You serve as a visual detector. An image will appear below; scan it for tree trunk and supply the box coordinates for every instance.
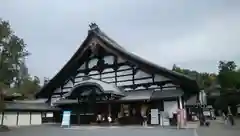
[0,86,5,112]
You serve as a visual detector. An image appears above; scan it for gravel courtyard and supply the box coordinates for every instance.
[197,119,240,136]
[1,119,240,136]
[0,125,195,136]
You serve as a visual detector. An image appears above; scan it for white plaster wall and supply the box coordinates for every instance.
[88,58,98,68]
[1,112,43,126]
[18,112,30,126]
[0,113,2,125]
[64,80,74,88]
[117,57,126,63]
[89,71,100,80]
[154,75,170,82]
[3,112,17,126]
[54,88,62,93]
[118,65,131,70]
[135,78,153,84]
[117,81,133,86]
[102,77,115,83]
[76,72,84,78]
[117,69,132,76]
[164,101,178,118]
[75,77,83,83]
[102,69,115,77]
[103,56,114,65]
[31,113,42,125]
[62,88,71,93]
[118,75,132,81]
[78,62,86,70]
[135,70,151,79]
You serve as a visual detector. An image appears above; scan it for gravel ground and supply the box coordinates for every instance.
[0,125,195,136]
[1,119,239,136]
[196,119,240,136]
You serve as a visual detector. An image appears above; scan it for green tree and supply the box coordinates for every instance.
[216,61,240,112]
[217,61,240,90]
[172,64,216,89]
[19,76,41,99]
[218,61,237,73]
[0,19,30,112]
[0,19,29,87]
[0,82,7,111]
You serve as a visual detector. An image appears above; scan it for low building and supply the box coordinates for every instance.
[0,99,59,126]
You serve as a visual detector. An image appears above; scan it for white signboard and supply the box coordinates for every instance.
[237,107,240,114]
[162,112,170,126]
[61,111,71,127]
[203,111,211,116]
[150,109,159,125]
[163,117,170,126]
[46,112,53,117]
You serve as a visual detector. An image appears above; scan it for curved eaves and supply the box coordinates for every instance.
[65,79,125,97]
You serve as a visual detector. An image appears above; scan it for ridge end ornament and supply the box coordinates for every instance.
[89,23,98,30]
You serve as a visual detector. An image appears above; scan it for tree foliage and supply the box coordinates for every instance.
[173,61,240,91]
[173,61,240,109]
[217,61,240,90]
[0,19,40,111]
[216,61,240,109]
[172,64,217,90]
[0,19,30,87]
[0,82,7,111]
[18,76,41,99]
[218,61,237,73]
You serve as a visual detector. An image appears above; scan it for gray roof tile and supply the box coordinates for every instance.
[185,95,198,106]
[4,101,60,111]
[120,90,154,101]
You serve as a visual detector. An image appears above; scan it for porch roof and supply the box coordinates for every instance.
[151,89,184,100]
[119,90,154,102]
[185,95,198,106]
[65,79,125,98]
[53,88,184,105]
[4,101,60,111]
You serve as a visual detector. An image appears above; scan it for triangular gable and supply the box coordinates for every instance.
[36,23,199,98]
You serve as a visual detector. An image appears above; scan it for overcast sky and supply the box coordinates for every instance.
[1,0,240,81]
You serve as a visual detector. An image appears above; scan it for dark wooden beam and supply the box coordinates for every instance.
[114,56,118,85]
[152,74,155,83]
[132,67,135,87]
[60,85,63,98]
[75,67,133,78]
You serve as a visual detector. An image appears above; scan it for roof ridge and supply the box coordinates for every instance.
[89,23,127,51]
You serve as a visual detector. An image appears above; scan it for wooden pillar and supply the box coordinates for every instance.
[179,96,183,109]
[108,103,111,116]
[1,112,4,125]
